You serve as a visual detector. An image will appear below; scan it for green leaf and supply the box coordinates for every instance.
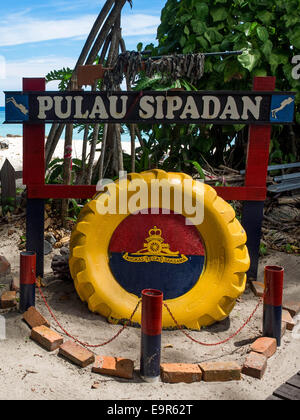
[48,157,63,168]
[179,14,192,24]
[184,25,190,36]
[191,20,207,35]
[290,29,300,49]
[196,36,209,50]
[284,0,299,14]
[204,60,213,72]
[258,11,274,25]
[238,49,260,72]
[269,52,289,73]
[137,42,143,52]
[235,22,251,35]
[183,43,196,54]
[210,7,228,22]
[204,28,222,45]
[185,160,205,179]
[262,39,273,59]
[283,15,299,28]
[214,61,226,73]
[256,26,269,42]
[179,35,186,47]
[234,124,246,132]
[195,3,209,20]
[252,68,268,77]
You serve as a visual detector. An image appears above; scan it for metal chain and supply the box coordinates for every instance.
[163,295,264,347]
[36,279,265,348]
[36,281,141,349]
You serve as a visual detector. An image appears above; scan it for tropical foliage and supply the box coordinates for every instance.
[134,0,300,172]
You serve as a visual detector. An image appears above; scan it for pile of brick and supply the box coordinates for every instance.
[26,305,243,383]
[23,301,300,384]
[241,300,299,380]
[161,361,241,383]
[23,306,135,379]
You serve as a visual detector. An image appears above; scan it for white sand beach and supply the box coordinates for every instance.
[0,136,136,173]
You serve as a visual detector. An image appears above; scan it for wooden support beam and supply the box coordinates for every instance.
[23,78,46,278]
[242,76,276,280]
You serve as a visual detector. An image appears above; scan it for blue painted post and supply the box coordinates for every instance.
[263,265,284,346]
[19,251,36,313]
[140,289,163,382]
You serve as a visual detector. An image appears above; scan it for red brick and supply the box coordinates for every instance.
[282,309,296,331]
[250,281,265,298]
[92,355,134,379]
[282,301,300,317]
[59,340,95,368]
[30,325,63,351]
[250,337,277,358]
[160,363,202,383]
[0,256,11,276]
[23,306,50,329]
[242,352,267,379]
[199,361,241,382]
[1,291,17,309]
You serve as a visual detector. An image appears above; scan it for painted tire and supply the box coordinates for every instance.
[69,170,250,330]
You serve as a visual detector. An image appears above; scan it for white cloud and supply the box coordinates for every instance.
[0,8,161,105]
[0,15,95,47]
[5,56,76,78]
[0,56,76,105]
[0,13,160,47]
[122,14,160,36]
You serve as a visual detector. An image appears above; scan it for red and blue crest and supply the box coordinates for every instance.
[109,211,205,299]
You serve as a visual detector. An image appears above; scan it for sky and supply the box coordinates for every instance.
[0,0,166,106]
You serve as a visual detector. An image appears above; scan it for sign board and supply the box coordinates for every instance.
[4,90,295,125]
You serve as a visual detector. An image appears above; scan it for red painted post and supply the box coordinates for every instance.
[140,289,163,382]
[23,78,45,184]
[263,265,284,346]
[241,76,276,279]
[23,78,46,278]
[19,251,36,313]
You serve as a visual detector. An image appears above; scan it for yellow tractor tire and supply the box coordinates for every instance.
[69,169,250,330]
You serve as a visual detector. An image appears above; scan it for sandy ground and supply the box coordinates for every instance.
[0,227,299,401]
[0,136,135,173]
[0,137,299,401]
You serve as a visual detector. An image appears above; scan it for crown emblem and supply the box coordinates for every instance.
[122,226,188,264]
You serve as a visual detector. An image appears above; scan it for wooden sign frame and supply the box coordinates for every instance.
[5,90,295,125]
[10,76,284,279]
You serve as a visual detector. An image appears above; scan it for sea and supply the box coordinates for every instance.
[0,106,83,139]
[0,106,133,145]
